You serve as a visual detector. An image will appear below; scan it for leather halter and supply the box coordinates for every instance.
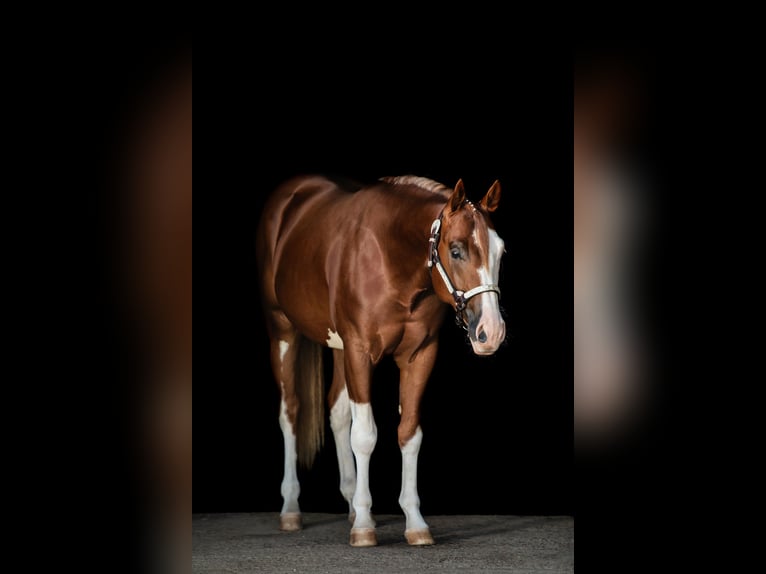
[427,214,501,329]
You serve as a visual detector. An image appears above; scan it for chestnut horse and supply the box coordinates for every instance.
[256,175,506,547]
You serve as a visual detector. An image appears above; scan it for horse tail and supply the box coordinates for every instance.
[295,334,325,468]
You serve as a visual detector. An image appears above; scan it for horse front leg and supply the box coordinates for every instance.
[395,339,438,546]
[328,349,356,523]
[344,348,378,547]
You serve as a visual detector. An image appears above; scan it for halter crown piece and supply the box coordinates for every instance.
[427,214,501,329]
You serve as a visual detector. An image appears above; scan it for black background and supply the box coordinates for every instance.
[20,32,760,573]
[15,25,761,573]
[194,55,572,516]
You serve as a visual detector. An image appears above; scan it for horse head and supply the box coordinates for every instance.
[431,179,506,355]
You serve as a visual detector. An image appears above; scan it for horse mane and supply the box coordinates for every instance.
[380,175,450,195]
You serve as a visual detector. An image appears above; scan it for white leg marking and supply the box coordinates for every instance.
[278,395,300,514]
[350,400,377,529]
[278,340,289,363]
[399,426,428,532]
[326,329,344,350]
[330,386,356,512]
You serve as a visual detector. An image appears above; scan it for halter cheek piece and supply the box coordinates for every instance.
[427,214,501,329]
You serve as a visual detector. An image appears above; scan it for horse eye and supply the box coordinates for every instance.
[450,248,461,260]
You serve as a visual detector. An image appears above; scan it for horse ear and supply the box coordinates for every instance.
[448,179,466,212]
[480,180,501,212]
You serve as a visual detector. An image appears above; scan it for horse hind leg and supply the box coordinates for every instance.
[328,349,356,523]
[267,313,302,531]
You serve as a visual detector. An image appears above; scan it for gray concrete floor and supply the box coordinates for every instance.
[193,512,573,573]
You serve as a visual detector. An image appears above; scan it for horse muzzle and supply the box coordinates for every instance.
[469,317,506,355]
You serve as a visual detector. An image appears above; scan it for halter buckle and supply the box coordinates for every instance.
[427,218,441,268]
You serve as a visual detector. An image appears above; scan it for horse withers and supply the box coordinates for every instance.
[256,175,506,547]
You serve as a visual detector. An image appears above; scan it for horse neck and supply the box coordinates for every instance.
[384,196,445,294]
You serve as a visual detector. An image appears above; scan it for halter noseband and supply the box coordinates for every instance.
[427,214,501,329]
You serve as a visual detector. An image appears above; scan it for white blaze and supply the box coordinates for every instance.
[326,329,344,349]
[487,228,504,287]
[473,228,505,352]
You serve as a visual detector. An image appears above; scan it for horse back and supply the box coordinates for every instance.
[256,176,359,339]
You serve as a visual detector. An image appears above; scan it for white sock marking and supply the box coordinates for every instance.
[399,426,428,532]
[278,395,300,514]
[330,386,356,511]
[350,400,377,529]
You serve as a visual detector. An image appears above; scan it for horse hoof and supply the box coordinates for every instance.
[405,528,435,546]
[350,528,377,547]
[279,512,302,532]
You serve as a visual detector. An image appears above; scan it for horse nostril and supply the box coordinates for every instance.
[477,329,487,343]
